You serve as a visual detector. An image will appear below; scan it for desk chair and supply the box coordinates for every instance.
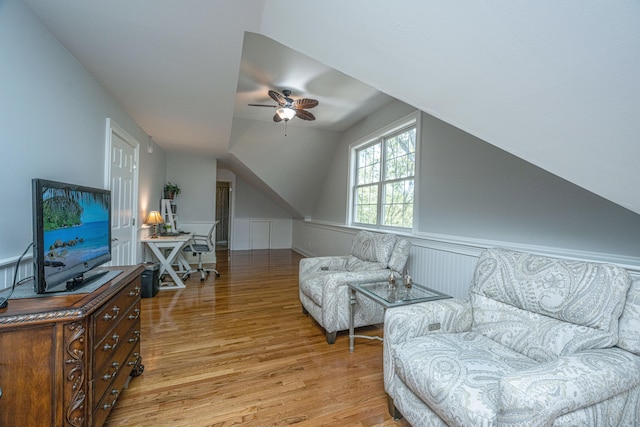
[181,221,220,281]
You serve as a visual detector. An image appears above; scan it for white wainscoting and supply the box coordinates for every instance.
[292,220,640,299]
[0,223,218,291]
[0,256,33,293]
[232,218,292,250]
[405,245,479,298]
[2,220,639,293]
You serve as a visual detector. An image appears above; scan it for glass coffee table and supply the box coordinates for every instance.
[348,279,451,352]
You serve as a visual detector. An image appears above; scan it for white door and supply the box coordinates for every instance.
[107,119,139,265]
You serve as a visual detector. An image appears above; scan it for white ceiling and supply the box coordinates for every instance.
[20,0,393,156]
[235,32,394,131]
[21,0,640,216]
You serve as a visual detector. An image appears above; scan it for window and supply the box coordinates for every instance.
[351,116,417,229]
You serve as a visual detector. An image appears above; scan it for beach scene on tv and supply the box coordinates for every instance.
[42,186,110,275]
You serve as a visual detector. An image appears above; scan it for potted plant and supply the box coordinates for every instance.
[164,182,181,199]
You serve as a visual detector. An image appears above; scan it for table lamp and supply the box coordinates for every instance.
[145,211,164,238]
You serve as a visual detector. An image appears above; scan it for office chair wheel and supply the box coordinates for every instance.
[215,272,220,278]
[182,273,191,280]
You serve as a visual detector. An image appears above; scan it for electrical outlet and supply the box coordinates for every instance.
[428,322,441,331]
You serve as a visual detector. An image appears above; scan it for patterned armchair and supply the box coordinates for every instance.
[384,248,640,426]
[299,231,411,344]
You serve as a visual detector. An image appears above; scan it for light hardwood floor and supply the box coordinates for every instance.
[104,249,410,427]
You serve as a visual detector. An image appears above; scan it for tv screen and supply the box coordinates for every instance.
[32,178,112,294]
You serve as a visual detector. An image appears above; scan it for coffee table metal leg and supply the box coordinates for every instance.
[349,288,356,353]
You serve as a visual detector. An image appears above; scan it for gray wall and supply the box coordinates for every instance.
[311,99,640,257]
[0,0,165,261]
[166,152,217,223]
[417,113,640,254]
[229,117,341,217]
[234,176,292,219]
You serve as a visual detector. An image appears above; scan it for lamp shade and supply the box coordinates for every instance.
[145,211,163,225]
[276,107,296,122]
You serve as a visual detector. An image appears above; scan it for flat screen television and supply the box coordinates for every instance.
[32,178,112,294]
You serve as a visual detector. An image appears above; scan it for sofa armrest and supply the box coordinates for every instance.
[322,269,394,290]
[300,268,400,336]
[320,269,400,316]
[299,256,349,278]
[383,298,472,393]
[499,348,640,427]
[384,298,472,345]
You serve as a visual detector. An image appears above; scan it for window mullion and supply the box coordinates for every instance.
[379,136,387,226]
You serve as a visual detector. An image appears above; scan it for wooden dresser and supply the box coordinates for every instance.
[0,264,145,427]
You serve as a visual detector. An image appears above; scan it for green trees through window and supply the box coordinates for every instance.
[353,123,416,229]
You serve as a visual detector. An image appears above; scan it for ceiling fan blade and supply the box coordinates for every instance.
[268,90,286,106]
[248,104,277,108]
[295,110,316,121]
[273,113,283,123]
[294,98,319,109]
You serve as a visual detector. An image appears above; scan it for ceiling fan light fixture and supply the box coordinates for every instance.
[276,107,296,122]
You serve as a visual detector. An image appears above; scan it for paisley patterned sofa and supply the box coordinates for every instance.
[299,230,411,344]
[384,248,640,426]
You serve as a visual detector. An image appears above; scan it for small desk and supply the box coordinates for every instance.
[142,233,192,289]
[348,280,450,352]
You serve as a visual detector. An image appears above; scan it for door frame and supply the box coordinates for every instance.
[104,118,140,265]
[216,167,236,250]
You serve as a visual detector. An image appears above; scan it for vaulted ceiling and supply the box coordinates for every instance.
[22,0,640,216]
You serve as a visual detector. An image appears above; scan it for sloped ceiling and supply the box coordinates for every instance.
[258,1,640,216]
[21,0,640,216]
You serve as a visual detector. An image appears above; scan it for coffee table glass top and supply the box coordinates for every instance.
[350,280,450,309]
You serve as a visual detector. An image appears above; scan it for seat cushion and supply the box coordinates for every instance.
[184,244,209,253]
[472,294,622,362]
[393,332,538,427]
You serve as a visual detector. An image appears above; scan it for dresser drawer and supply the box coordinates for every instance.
[93,338,141,407]
[93,279,141,340]
[94,300,141,373]
[92,350,139,427]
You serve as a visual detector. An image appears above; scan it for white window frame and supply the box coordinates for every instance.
[348,111,420,232]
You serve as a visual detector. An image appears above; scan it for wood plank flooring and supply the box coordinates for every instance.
[104,249,410,427]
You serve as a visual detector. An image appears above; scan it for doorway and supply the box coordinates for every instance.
[216,181,231,249]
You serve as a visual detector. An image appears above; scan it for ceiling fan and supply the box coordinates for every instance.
[249,89,319,122]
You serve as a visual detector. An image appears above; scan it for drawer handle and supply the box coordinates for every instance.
[102,306,120,321]
[102,390,119,410]
[103,334,120,351]
[129,286,141,297]
[128,308,141,320]
[128,330,140,344]
[101,362,120,381]
[127,352,140,366]
[127,352,141,367]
